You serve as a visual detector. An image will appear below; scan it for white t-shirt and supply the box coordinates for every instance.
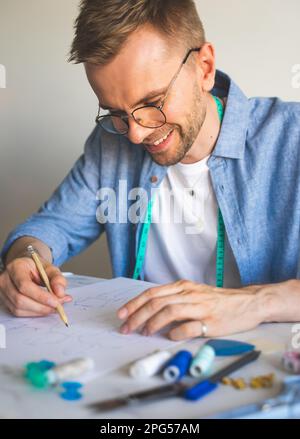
[144,156,241,287]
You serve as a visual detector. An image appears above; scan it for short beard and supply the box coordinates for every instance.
[148,84,207,166]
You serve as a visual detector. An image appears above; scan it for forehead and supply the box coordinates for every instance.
[85,25,183,108]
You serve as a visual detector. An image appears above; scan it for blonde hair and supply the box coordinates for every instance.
[69,0,206,65]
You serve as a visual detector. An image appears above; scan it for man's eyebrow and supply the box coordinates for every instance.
[100,87,168,111]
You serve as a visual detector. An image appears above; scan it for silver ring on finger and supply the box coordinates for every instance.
[201,321,208,338]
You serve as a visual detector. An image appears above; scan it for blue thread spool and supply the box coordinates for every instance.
[60,382,83,401]
[189,344,215,378]
[162,350,192,382]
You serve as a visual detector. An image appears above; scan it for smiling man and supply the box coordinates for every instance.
[1,0,300,341]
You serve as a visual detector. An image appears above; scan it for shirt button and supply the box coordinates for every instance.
[150,175,158,184]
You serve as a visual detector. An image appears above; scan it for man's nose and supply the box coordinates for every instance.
[126,118,155,145]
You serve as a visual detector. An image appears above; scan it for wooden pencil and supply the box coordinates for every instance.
[27,245,69,327]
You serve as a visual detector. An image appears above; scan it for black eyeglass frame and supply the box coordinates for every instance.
[95,47,202,134]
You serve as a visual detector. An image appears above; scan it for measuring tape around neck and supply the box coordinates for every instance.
[214,95,226,287]
[133,95,225,287]
[132,197,155,280]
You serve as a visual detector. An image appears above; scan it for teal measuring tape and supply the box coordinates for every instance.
[216,208,225,287]
[133,95,225,287]
[133,197,155,280]
[214,95,226,288]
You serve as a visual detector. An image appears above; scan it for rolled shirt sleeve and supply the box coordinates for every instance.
[1,126,104,266]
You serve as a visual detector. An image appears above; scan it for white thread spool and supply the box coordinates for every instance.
[189,345,215,378]
[46,357,95,385]
[130,350,172,379]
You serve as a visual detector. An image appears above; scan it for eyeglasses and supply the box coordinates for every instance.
[95,47,202,135]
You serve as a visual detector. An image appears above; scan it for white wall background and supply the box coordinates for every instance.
[0,0,299,277]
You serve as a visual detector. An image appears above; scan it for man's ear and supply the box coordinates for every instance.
[195,43,216,92]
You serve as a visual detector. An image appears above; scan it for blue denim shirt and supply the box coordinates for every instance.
[2,70,300,285]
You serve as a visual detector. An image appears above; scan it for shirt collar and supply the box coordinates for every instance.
[211,70,250,160]
[140,68,250,187]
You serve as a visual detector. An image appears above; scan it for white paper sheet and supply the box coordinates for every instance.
[63,273,106,289]
[0,277,180,378]
[0,277,293,419]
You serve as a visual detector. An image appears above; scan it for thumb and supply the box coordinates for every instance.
[46,266,68,298]
[52,281,66,298]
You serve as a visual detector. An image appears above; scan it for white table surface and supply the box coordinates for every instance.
[0,274,297,419]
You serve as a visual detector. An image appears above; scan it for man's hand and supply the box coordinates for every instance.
[0,256,72,317]
[116,279,297,341]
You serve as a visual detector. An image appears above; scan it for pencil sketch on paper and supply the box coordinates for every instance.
[0,277,179,375]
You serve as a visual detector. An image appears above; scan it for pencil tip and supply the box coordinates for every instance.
[65,323,69,327]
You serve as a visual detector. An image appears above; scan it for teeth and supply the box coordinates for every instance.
[153,130,173,146]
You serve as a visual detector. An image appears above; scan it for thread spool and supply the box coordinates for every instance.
[47,358,94,385]
[189,344,215,378]
[60,382,83,401]
[282,351,300,374]
[130,350,172,379]
[25,360,56,388]
[25,357,94,388]
[162,350,192,382]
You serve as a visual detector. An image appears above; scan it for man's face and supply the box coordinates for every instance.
[85,25,208,166]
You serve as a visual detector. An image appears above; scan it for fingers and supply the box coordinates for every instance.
[118,279,195,320]
[168,321,209,341]
[1,275,56,317]
[120,292,203,335]
[24,259,68,298]
[10,269,60,308]
[141,303,206,336]
[167,317,234,341]
[0,288,19,315]
[9,259,71,307]
[46,265,68,298]
[2,257,72,317]
[115,279,263,341]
